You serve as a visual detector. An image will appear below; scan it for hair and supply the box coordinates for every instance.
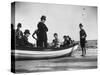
[54,33,58,36]
[17,23,22,28]
[41,15,46,20]
[79,23,83,27]
[63,35,67,38]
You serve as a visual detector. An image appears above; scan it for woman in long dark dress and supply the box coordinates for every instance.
[79,23,87,56]
[37,15,48,48]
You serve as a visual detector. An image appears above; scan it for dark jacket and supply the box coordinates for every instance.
[80,29,87,43]
[20,35,33,47]
[63,40,70,47]
[37,22,48,41]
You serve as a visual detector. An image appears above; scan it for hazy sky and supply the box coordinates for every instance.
[13,2,97,44]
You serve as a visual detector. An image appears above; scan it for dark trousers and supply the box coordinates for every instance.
[44,40,47,48]
[38,40,47,48]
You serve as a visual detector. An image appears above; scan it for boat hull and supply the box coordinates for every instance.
[12,44,78,60]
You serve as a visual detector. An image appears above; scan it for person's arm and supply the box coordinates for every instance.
[44,24,48,32]
[52,40,55,46]
[32,30,37,40]
[15,29,18,37]
[83,29,87,38]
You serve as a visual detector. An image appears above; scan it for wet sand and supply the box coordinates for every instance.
[15,48,97,73]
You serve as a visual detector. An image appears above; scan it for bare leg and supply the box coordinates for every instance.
[84,47,86,55]
[81,48,84,56]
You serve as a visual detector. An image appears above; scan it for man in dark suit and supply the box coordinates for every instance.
[37,15,48,48]
[79,23,87,56]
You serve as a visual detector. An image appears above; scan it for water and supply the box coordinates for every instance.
[15,48,97,73]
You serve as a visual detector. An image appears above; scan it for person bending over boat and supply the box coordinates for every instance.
[37,15,48,48]
[15,23,23,46]
[52,33,60,48]
[79,23,87,56]
[20,29,33,47]
[32,29,40,47]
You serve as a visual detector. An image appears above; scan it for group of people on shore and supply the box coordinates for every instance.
[12,15,87,56]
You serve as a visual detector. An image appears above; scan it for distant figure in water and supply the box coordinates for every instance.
[32,29,40,47]
[52,33,60,48]
[37,15,48,48]
[61,35,70,47]
[21,29,33,47]
[79,23,87,56]
[15,23,23,46]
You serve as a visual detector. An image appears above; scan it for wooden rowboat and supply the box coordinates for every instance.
[12,44,79,60]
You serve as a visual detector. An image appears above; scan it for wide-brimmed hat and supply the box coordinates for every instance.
[41,15,46,20]
[24,29,30,34]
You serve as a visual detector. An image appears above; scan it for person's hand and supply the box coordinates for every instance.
[82,36,85,38]
[35,38,38,41]
[19,36,22,39]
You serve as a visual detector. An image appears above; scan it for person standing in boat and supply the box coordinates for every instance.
[15,23,23,46]
[79,23,87,56]
[37,15,48,48]
[21,29,33,47]
[32,29,40,47]
[52,33,60,48]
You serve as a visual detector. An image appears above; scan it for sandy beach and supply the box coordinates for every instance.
[15,48,97,73]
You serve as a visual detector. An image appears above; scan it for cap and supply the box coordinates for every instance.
[24,29,30,34]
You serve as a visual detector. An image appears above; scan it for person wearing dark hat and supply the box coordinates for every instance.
[79,23,87,56]
[37,15,48,48]
[20,29,33,47]
[15,23,23,46]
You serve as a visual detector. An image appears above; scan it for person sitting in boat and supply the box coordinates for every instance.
[15,23,23,46]
[61,35,70,47]
[52,33,60,48]
[32,29,40,47]
[20,29,33,47]
[68,36,73,45]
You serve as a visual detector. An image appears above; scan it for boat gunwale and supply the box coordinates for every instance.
[15,43,78,51]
